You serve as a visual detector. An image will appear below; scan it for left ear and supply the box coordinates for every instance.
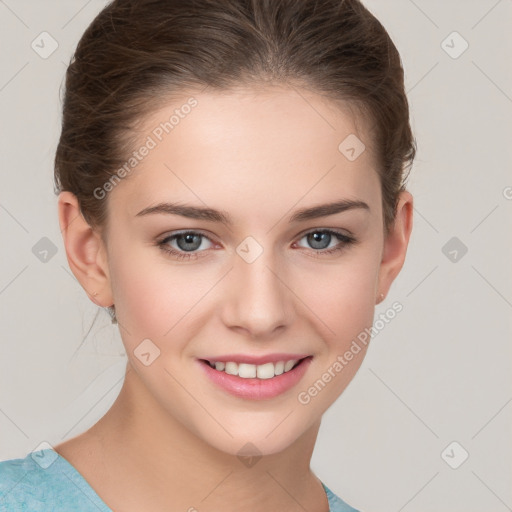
[376,190,414,302]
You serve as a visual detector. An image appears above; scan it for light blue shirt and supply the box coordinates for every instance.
[0,448,360,511]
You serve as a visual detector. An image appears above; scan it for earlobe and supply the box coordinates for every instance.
[57,191,114,307]
[376,190,414,301]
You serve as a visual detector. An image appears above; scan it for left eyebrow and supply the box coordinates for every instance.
[135,199,370,225]
[289,199,370,222]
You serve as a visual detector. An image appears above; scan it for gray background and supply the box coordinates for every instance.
[1,1,511,511]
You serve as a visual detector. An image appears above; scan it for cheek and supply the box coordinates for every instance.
[290,252,380,408]
[293,247,380,344]
[108,245,181,338]
[108,244,215,357]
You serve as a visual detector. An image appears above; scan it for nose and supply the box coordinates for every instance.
[220,247,293,339]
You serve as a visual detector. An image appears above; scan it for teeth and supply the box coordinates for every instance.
[208,359,301,379]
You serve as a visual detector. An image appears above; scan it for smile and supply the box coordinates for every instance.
[203,358,304,379]
[197,356,313,400]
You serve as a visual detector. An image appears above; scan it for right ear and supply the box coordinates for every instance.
[57,191,114,308]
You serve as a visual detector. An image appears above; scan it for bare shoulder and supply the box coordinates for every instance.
[53,432,109,480]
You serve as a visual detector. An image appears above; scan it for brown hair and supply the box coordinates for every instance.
[54,0,416,325]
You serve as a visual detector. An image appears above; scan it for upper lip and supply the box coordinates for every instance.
[199,353,311,365]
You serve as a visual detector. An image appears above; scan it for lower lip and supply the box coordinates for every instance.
[197,357,313,400]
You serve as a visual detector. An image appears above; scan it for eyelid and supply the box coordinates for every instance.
[296,225,355,239]
[157,229,217,243]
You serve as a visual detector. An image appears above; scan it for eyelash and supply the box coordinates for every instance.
[156,229,357,261]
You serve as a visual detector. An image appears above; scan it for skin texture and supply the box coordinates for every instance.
[55,84,413,512]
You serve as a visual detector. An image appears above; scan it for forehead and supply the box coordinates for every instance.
[109,85,379,219]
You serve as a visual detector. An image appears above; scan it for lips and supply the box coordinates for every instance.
[197,355,313,400]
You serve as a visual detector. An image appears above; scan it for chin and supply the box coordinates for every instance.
[206,434,294,459]
[194,413,317,460]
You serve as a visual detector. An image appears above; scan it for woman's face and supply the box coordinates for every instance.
[101,85,397,456]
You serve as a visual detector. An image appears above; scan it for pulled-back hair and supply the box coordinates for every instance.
[54,0,416,324]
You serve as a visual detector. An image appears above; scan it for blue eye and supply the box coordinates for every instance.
[158,231,214,261]
[157,228,357,261]
[295,229,356,257]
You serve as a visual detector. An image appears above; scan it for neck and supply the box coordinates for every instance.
[83,361,329,512]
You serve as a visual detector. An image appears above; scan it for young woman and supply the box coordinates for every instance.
[0,0,415,510]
